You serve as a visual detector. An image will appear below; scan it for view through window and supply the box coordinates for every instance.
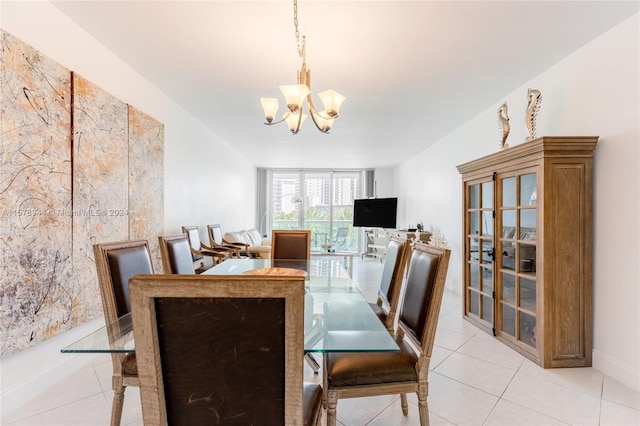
[270,171,362,253]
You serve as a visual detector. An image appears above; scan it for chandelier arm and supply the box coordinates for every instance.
[306,95,330,133]
[292,109,303,135]
[264,112,291,126]
[308,100,339,120]
[306,90,339,120]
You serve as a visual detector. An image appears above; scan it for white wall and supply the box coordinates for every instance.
[394,14,639,391]
[373,167,395,198]
[1,1,257,412]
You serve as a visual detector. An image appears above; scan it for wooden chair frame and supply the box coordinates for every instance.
[207,224,245,257]
[182,225,228,270]
[323,242,451,426]
[93,239,154,426]
[129,274,306,425]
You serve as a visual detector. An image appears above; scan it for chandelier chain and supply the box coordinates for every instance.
[293,0,305,60]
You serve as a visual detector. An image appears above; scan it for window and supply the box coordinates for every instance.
[263,170,364,253]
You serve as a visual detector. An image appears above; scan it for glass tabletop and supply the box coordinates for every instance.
[62,259,399,354]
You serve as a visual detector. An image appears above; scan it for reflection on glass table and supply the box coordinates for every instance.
[61,259,399,354]
[310,251,354,278]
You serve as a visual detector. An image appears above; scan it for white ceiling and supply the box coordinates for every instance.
[51,1,638,169]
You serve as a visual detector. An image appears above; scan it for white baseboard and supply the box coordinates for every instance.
[0,317,105,417]
[593,349,640,392]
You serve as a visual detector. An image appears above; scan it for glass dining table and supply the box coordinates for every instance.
[61,258,399,354]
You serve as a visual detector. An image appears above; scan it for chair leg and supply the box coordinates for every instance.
[322,355,328,408]
[417,390,430,426]
[305,353,320,373]
[400,393,409,415]
[110,383,125,426]
[326,390,338,426]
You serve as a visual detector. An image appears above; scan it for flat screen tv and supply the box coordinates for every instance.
[352,197,397,229]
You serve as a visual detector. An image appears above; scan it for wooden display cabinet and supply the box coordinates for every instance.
[457,136,598,368]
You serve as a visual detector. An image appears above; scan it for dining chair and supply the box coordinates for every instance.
[157,234,195,274]
[323,235,410,332]
[323,242,451,426]
[369,235,411,330]
[129,274,322,426]
[206,223,245,257]
[93,239,154,426]
[181,225,228,271]
[269,230,316,372]
[271,229,312,260]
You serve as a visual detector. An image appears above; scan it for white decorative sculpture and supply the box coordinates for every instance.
[525,88,542,141]
[497,101,510,150]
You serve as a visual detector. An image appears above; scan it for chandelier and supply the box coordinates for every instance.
[260,0,345,135]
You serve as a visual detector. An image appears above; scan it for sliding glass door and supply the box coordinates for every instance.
[268,170,362,253]
[270,172,301,231]
[329,172,360,251]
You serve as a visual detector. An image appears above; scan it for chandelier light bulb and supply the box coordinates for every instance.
[315,112,335,132]
[285,112,307,133]
[318,90,345,117]
[279,84,310,113]
[260,98,279,123]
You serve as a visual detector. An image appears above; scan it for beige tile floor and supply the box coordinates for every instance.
[2,257,638,425]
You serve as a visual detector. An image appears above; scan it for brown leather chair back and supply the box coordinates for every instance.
[271,230,311,261]
[398,242,450,347]
[378,235,408,306]
[94,240,154,321]
[158,234,196,274]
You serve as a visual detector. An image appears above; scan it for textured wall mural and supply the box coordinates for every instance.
[0,30,164,356]
[71,73,130,321]
[128,105,164,272]
[1,29,74,354]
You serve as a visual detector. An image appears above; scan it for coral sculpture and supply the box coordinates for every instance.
[525,88,542,140]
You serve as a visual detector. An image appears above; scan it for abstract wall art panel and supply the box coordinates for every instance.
[0,30,164,356]
[128,105,164,272]
[0,30,74,355]
[72,73,129,320]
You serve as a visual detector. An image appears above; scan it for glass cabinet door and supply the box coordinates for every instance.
[497,172,538,351]
[465,179,494,331]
